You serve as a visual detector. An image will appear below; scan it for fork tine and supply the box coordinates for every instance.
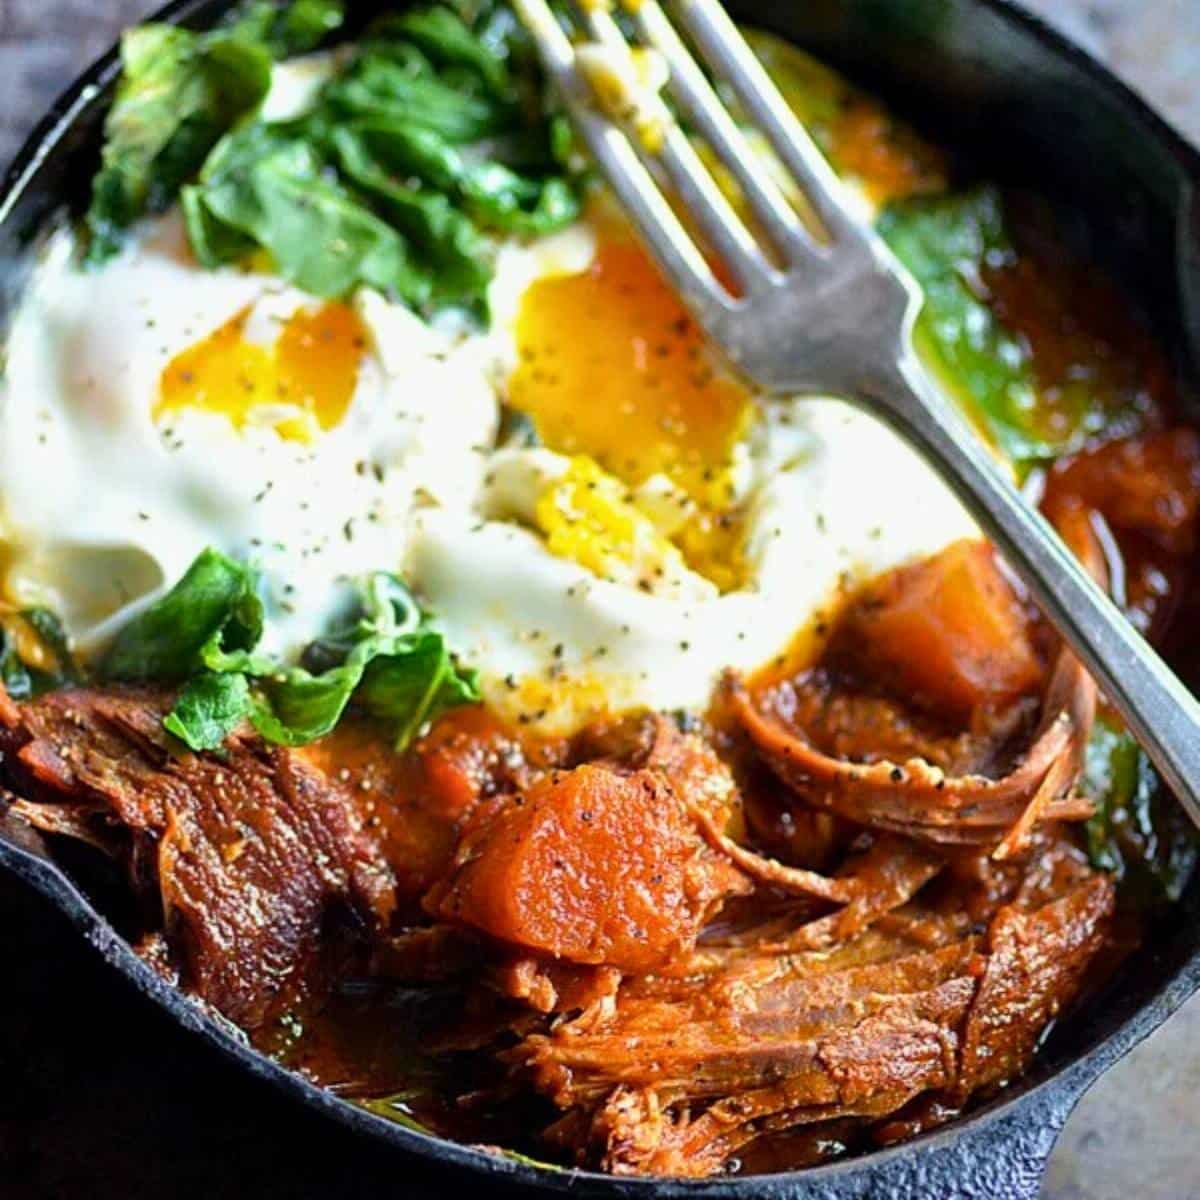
[576,113,734,313]
[649,123,773,289]
[575,2,773,289]
[626,0,812,262]
[671,0,860,241]
[513,0,731,316]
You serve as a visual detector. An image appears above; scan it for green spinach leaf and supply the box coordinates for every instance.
[103,547,262,682]
[105,549,477,753]
[223,0,346,58]
[248,572,479,750]
[1083,716,1199,908]
[0,608,79,700]
[86,25,273,263]
[0,629,32,701]
[878,189,1051,463]
[164,670,254,749]
[325,45,514,142]
[375,5,511,98]
[94,1,580,312]
[357,629,481,747]
[878,188,1142,466]
[185,126,432,303]
[21,609,80,683]
[336,117,577,243]
[85,1,347,263]
[330,127,491,305]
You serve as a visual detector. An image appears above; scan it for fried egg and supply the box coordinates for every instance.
[0,211,496,656]
[407,220,979,731]
[0,53,977,730]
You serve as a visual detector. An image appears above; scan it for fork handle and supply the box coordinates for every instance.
[859,351,1200,830]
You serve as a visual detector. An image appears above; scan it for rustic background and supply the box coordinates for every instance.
[1,2,1198,1197]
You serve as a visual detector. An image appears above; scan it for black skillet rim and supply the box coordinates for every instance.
[1,0,1199,1194]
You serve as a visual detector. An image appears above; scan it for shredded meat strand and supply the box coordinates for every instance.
[0,685,396,1028]
[508,867,1113,1177]
[732,520,1105,850]
[0,642,1121,1180]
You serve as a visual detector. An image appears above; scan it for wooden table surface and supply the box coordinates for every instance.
[1,3,1198,1198]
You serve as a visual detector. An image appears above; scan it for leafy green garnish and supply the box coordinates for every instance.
[85,25,272,263]
[330,126,492,304]
[878,188,1146,466]
[84,1,347,263]
[325,42,514,142]
[163,670,254,749]
[0,609,79,700]
[330,116,579,237]
[878,189,1054,463]
[248,574,480,749]
[87,0,582,308]
[180,2,581,312]
[103,549,478,753]
[0,634,32,700]
[187,123,433,304]
[103,546,263,682]
[1083,717,1199,907]
[382,5,511,96]
[222,0,346,58]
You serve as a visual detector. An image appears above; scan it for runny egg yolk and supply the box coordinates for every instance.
[535,455,698,598]
[509,230,753,592]
[157,301,366,442]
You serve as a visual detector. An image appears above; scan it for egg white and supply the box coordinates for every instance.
[0,211,496,657]
[408,398,978,730]
[0,53,979,730]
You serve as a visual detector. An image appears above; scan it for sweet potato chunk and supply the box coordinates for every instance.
[424,764,748,971]
[298,706,533,906]
[844,539,1042,722]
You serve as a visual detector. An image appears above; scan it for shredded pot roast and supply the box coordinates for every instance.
[3,438,1194,1175]
[2,1,1199,1180]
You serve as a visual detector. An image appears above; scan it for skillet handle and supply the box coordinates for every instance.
[918,1092,1071,1200]
[812,1078,1093,1200]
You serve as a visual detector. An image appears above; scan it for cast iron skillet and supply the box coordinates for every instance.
[2,2,1199,1197]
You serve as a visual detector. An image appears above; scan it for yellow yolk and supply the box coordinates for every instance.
[157,301,366,442]
[505,672,617,733]
[535,455,696,596]
[509,231,753,591]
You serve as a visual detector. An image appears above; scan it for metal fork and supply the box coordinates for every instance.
[516,0,1200,830]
